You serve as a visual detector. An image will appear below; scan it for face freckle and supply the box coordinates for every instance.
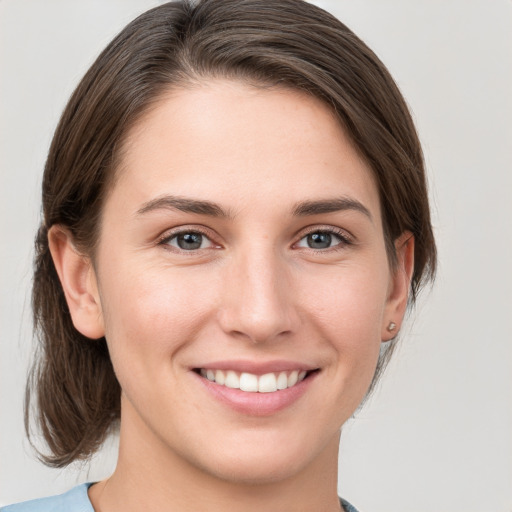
[91,79,404,484]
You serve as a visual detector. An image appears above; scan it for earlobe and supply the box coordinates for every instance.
[382,232,415,342]
[48,225,105,340]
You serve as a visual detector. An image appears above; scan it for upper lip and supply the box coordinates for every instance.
[193,359,318,375]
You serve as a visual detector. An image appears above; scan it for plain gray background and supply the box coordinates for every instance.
[1,1,511,511]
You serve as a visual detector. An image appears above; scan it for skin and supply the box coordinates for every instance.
[49,80,414,512]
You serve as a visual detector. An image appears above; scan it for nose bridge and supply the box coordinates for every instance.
[220,241,297,343]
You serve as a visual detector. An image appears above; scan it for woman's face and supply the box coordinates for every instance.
[86,80,410,483]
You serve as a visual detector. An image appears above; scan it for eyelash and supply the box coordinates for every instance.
[294,226,354,252]
[157,226,354,253]
[157,226,218,253]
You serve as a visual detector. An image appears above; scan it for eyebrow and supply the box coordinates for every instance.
[292,197,373,221]
[136,194,372,222]
[137,195,232,218]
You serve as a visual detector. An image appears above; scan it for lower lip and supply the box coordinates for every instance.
[194,371,318,416]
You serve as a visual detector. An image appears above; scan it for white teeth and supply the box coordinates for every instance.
[276,371,288,390]
[215,369,225,385]
[288,370,299,387]
[240,372,258,392]
[199,368,310,393]
[258,373,277,393]
[224,370,240,389]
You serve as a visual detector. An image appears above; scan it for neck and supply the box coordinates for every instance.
[89,401,343,512]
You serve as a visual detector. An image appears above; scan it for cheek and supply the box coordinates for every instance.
[298,261,389,390]
[302,260,389,337]
[98,259,216,375]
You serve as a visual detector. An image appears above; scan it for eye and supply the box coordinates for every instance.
[295,230,348,250]
[164,231,215,251]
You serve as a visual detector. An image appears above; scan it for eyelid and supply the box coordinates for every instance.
[293,225,355,250]
[156,225,222,250]
[154,224,354,253]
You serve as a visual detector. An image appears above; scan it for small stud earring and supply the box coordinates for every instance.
[387,322,397,332]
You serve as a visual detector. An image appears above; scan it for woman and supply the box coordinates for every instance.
[2,0,436,511]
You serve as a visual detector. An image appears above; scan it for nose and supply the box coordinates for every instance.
[217,246,299,344]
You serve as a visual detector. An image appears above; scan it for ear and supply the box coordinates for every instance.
[48,225,105,339]
[381,231,415,342]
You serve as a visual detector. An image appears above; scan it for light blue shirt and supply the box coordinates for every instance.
[1,484,94,512]
[1,483,360,512]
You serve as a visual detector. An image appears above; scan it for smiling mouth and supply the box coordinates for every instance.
[196,369,317,393]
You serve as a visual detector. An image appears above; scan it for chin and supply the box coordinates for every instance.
[202,450,309,486]
[189,428,338,486]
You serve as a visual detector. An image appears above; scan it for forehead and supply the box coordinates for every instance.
[112,80,380,219]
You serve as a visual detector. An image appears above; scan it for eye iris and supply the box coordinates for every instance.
[177,232,203,250]
[307,232,332,249]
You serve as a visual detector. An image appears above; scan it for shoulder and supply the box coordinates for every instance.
[3,486,358,512]
[1,484,94,512]
[340,496,360,512]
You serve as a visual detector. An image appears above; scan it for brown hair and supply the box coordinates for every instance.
[27,0,436,467]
